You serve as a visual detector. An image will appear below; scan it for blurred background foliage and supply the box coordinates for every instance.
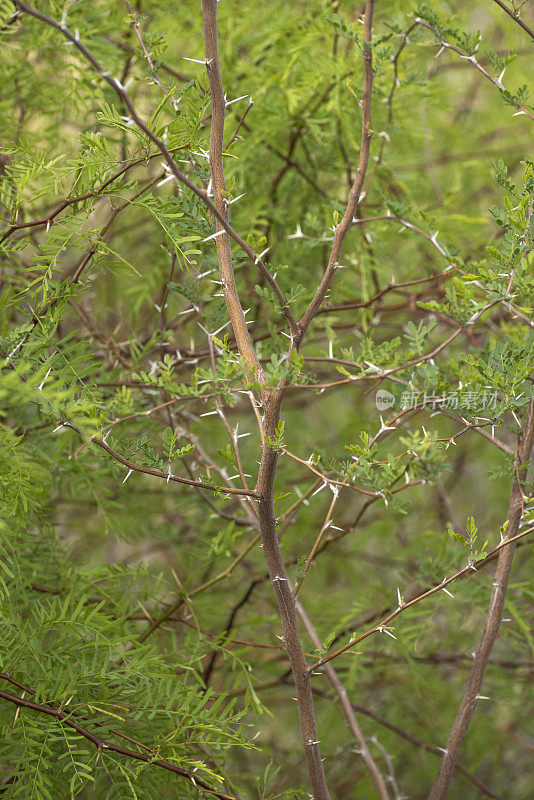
[0,1,533,798]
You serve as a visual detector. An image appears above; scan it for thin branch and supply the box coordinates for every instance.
[0,686,235,800]
[491,0,534,40]
[428,399,534,799]
[101,34,191,82]
[3,171,163,366]
[281,448,378,498]
[0,148,188,244]
[310,524,534,672]
[325,536,533,656]
[415,16,534,120]
[64,421,258,498]
[201,2,262,380]
[316,268,452,315]
[309,685,501,800]
[297,602,391,800]
[202,580,261,687]
[292,484,343,595]
[14,1,298,338]
[298,0,376,339]
[225,98,254,148]
[124,1,172,100]
[136,533,261,644]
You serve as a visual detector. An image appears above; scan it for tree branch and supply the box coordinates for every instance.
[309,685,501,799]
[201,0,263,380]
[255,421,332,800]
[310,524,534,672]
[428,399,534,799]
[0,685,235,800]
[13,1,298,338]
[298,0,376,340]
[415,16,534,120]
[297,601,391,800]
[64,421,258,498]
[491,0,534,40]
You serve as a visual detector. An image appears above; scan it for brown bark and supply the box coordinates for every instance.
[428,400,534,799]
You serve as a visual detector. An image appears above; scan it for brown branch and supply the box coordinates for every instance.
[202,580,261,687]
[298,0,376,340]
[310,524,534,672]
[0,149,188,244]
[415,16,534,120]
[292,485,343,596]
[64,421,258,498]
[14,1,297,338]
[242,7,380,796]
[3,171,163,367]
[265,77,346,212]
[325,536,533,656]
[124,0,171,99]
[136,533,261,644]
[309,685,501,800]
[255,420,331,800]
[281,448,378,497]
[225,98,254,148]
[202,0,264,381]
[0,685,234,800]
[491,0,534,40]
[367,22,419,182]
[67,170,163,284]
[101,34,191,82]
[297,602,391,800]
[428,399,534,799]
[316,268,452,315]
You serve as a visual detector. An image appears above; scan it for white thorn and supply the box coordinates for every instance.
[157,174,174,187]
[225,94,249,107]
[37,367,52,392]
[227,193,246,205]
[203,229,226,242]
[183,57,211,65]
[288,223,304,239]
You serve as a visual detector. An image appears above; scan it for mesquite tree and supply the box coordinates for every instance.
[1,1,533,799]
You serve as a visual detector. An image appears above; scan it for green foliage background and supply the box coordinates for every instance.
[0,1,533,799]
